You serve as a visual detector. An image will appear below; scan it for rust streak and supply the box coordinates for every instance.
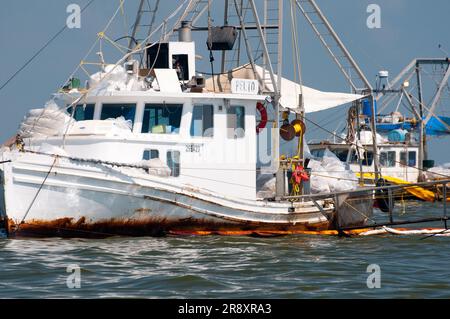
[8,216,334,238]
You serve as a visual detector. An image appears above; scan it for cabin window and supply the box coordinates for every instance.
[67,104,95,121]
[172,54,189,81]
[142,103,183,134]
[100,104,136,127]
[227,106,245,139]
[190,104,214,137]
[400,151,416,167]
[330,149,349,162]
[143,149,159,160]
[350,150,374,166]
[311,149,325,159]
[380,151,396,167]
[167,151,180,177]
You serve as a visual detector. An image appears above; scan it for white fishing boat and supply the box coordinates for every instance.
[0,0,374,237]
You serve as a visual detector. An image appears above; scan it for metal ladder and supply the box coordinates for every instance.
[295,0,371,93]
[221,0,280,94]
[129,0,161,49]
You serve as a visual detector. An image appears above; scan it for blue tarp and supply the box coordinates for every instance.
[376,116,450,136]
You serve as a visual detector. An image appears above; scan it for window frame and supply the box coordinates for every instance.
[67,103,95,121]
[350,150,374,166]
[190,104,214,138]
[329,148,349,162]
[141,103,184,134]
[166,150,181,177]
[99,103,137,128]
[227,105,246,139]
[380,151,396,167]
[401,151,417,167]
[143,149,160,161]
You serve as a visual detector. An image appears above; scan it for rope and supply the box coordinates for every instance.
[13,156,58,234]
[340,199,377,225]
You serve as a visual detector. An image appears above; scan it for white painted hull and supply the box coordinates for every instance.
[0,151,372,237]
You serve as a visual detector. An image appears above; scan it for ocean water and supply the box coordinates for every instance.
[1,203,449,299]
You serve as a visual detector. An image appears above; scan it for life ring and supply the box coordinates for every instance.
[256,102,268,134]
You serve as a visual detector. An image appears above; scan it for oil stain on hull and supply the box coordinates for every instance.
[7,216,336,238]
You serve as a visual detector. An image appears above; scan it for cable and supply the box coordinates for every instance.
[0,0,96,93]
[196,56,263,76]
[13,156,58,234]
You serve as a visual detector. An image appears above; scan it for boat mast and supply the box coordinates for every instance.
[295,0,379,180]
[415,63,426,178]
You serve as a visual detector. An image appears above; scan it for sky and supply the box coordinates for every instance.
[0,0,449,163]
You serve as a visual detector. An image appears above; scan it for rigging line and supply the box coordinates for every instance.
[13,156,59,235]
[102,1,126,35]
[307,108,347,135]
[119,0,129,38]
[0,0,96,93]
[341,199,377,225]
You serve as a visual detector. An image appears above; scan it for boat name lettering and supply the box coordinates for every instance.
[231,78,259,95]
[185,144,202,153]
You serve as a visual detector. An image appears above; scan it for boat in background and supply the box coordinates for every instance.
[309,59,450,202]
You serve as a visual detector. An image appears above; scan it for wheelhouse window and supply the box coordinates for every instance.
[172,54,189,81]
[400,151,416,167]
[100,104,136,127]
[142,103,183,134]
[167,151,180,177]
[67,104,95,121]
[330,149,349,162]
[190,104,214,137]
[143,149,159,160]
[227,106,245,139]
[380,151,396,167]
[310,148,325,159]
[350,150,374,166]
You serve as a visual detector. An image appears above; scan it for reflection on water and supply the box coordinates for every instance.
[1,204,450,298]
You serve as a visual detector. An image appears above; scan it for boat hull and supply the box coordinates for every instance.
[0,152,372,238]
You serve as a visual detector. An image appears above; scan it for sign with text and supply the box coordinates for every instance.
[231,78,259,95]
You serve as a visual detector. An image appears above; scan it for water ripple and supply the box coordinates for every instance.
[2,204,450,298]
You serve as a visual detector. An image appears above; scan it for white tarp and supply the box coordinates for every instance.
[281,80,366,114]
[252,65,365,113]
[18,100,75,138]
[424,163,450,181]
[88,65,145,95]
[205,64,365,113]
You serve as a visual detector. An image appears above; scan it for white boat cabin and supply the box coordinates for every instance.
[33,90,275,201]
